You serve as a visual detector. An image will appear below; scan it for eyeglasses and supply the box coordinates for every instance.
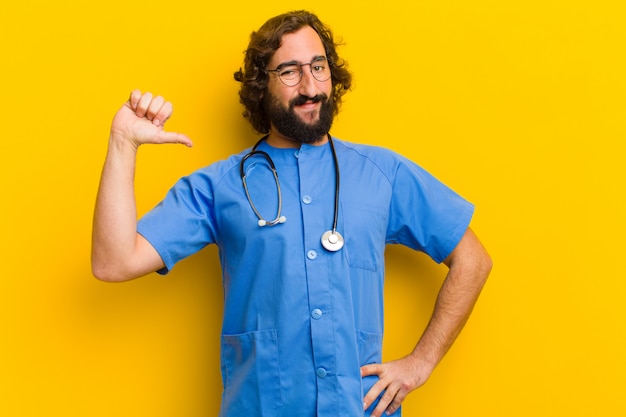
[266,57,332,87]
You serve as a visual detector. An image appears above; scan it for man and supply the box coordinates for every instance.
[92,10,492,417]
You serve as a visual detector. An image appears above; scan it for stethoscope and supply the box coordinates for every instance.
[239,133,344,252]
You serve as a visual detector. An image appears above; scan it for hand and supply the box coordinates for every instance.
[361,355,431,417]
[110,89,193,149]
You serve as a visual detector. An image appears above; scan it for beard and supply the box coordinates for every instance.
[264,92,335,144]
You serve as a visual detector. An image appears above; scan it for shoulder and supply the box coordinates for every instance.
[332,137,417,178]
[332,137,458,194]
[186,148,249,180]
[167,148,250,194]
[333,137,397,159]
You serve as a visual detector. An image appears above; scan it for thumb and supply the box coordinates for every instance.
[360,363,383,377]
[156,130,194,147]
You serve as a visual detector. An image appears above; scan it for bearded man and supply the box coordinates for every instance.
[92,10,492,417]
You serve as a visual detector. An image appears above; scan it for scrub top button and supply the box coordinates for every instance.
[316,367,328,379]
[307,250,317,260]
[311,308,323,320]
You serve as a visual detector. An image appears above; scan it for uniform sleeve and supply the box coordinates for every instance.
[137,172,217,274]
[386,156,474,263]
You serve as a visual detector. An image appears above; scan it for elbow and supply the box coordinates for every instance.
[92,263,123,283]
[91,257,135,283]
[482,252,493,274]
[477,251,493,287]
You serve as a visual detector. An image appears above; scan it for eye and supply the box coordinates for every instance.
[312,64,326,73]
[279,66,300,79]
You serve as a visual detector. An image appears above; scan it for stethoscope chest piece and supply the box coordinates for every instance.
[321,230,344,252]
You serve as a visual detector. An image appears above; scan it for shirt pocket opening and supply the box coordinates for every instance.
[221,329,283,415]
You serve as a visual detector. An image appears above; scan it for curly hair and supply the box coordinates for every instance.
[234,10,352,134]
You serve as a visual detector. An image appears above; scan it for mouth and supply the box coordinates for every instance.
[296,100,320,110]
[291,95,324,119]
[292,94,324,108]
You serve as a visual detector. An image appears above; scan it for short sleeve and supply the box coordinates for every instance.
[386,157,474,263]
[137,172,217,274]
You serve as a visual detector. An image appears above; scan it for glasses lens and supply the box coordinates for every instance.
[278,66,301,86]
[275,58,332,86]
[310,59,331,82]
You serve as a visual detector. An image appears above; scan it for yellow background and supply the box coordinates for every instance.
[1,0,624,415]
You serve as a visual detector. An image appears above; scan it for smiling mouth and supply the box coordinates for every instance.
[297,100,320,110]
[292,96,323,117]
[292,94,325,107]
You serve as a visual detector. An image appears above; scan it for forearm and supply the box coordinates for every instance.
[411,231,492,373]
[360,231,491,417]
[91,91,191,281]
[411,261,489,372]
[91,135,141,281]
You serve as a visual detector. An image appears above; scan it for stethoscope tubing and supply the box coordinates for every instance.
[239,133,343,251]
[240,153,284,226]
[327,135,340,234]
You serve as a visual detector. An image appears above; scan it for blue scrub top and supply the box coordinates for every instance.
[137,138,474,417]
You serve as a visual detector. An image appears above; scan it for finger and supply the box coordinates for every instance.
[151,100,174,128]
[363,378,386,412]
[135,91,153,118]
[384,390,407,416]
[145,95,165,121]
[361,363,382,377]
[361,363,385,411]
[129,89,142,110]
[371,385,400,417]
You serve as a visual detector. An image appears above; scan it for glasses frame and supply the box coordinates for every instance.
[265,57,332,87]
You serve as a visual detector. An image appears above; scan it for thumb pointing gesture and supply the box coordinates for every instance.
[111,89,193,149]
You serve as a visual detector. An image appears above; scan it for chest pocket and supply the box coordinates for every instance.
[341,201,388,272]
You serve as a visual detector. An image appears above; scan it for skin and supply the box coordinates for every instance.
[91,90,188,282]
[92,25,492,417]
[264,26,333,148]
[361,227,491,416]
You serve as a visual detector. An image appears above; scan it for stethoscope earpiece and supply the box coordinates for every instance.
[241,134,343,252]
[257,216,286,227]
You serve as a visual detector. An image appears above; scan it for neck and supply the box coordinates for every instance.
[266,129,328,148]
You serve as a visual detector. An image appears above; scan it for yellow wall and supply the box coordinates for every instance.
[1,1,624,415]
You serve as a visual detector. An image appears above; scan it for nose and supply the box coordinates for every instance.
[297,64,318,98]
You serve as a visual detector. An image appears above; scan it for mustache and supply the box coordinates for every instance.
[290,94,328,107]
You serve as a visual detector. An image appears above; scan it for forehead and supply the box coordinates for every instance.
[269,26,326,66]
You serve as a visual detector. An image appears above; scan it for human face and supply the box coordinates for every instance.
[265,26,334,147]
[264,88,334,146]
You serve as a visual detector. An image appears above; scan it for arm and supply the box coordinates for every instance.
[91,90,193,282]
[361,227,492,417]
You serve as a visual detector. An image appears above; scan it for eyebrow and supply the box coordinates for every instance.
[275,55,327,70]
